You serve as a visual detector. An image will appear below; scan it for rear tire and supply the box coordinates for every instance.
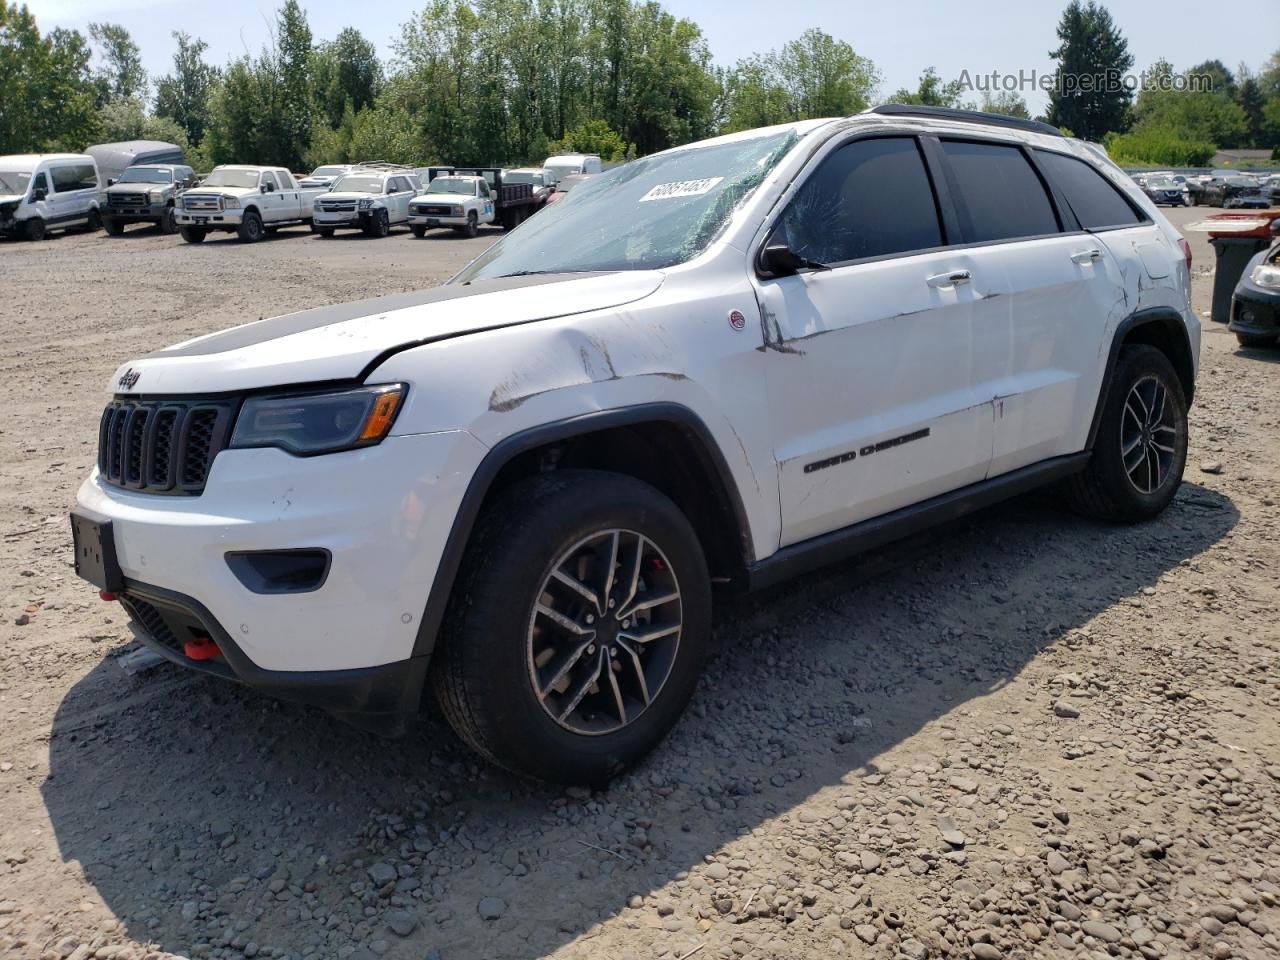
[1235,332,1278,348]
[1066,344,1188,523]
[85,208,101,232]
[236,210,264,243]
[179,226,207,244]
[431,470,711,785]
[103,218,124,236]
[410,225,426,238]
[23,218,45,241]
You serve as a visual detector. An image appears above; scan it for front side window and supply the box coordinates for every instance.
[31,172,47,196]
[941,140,1058,243]
[261,172,279,191]
[455,129,799,281]
[772,137,943,265]
[1036,149,1143,230]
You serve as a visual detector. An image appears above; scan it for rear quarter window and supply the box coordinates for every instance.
[1035,150,1145,230]
[940,140,1059,243]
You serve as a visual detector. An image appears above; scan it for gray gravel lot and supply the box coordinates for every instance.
[1,207,1278,960]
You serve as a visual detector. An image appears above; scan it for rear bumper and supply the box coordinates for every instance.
[119,580,428,735]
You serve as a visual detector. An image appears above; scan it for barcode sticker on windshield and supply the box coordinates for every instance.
[639,177,724,202]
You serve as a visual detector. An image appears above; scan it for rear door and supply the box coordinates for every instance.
[48,162,96,227]
[930,138,1133,476]
[755,135,1000,546]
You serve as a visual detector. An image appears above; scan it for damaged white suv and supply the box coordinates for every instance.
[73,106,1197,784]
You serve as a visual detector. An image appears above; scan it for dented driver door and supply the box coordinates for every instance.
[752,135,1001,549]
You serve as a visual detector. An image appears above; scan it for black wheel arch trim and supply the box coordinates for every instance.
[1086,307,1196,451]
[409,402,755,660]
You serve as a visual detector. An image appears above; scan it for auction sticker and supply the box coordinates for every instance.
[639,177,724,202]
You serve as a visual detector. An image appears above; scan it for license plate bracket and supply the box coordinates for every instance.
[70,511,124,592]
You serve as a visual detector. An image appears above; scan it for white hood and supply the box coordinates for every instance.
[108,272,664,395]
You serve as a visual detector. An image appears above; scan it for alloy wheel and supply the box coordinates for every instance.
[1121,375,1179,495]
[527,529,682,736]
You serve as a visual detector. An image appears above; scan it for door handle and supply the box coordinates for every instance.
[926,269,972,288]
[1071,248,1103,264]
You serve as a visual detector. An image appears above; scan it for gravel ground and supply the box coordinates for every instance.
[1,209,1278,960]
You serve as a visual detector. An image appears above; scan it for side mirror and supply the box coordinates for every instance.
[762,243,807,276]
[32,187,46,202]
[260,182,272,193]
[107,178,117,186]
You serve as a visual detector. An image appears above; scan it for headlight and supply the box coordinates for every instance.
[230,385,406,456]
[223,196,240,209]
[1251,263,1280,289]
[451,205,463,216]
[149,189,165,202]
[99,192,110,204]
[358,197,373,209]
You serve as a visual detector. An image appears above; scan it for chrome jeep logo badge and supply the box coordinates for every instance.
[728,310,746,331]
[117,368,141,390]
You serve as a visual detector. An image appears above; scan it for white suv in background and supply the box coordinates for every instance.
[312,170,419,237]
[0,153,102,241]
[73,106,1197,784]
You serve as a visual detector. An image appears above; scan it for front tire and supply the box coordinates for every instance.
[460,212,478,239]
[103,218,124,236]
[179,226,207,244]
[236,210,264,243]
[410,225,426,238]
[1066,344,1188,522]
[431,470,711,785]
[159,207,177,234]
[365,209,390,238]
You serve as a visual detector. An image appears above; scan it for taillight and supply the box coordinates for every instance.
[1179,237,1192,270]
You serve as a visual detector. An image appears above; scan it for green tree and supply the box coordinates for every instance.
[1187,59,1235,99]
[277,0,314,169]
[547,117,630,160]
[153,32,219,146]
[723,28,877,131]
[98,95,190,148]
[890,66,964,107]
[88,22,145,106]
[1045,0,1134,141]
[979,90,1031,119]
[312,28,381,129]
[0,5,100,153]
[1133,58,1247,148]
[1234,71,1266,148]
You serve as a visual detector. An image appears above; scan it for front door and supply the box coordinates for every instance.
[754,136,999,547]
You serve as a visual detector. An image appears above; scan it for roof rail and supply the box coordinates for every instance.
[867,104,1064,138]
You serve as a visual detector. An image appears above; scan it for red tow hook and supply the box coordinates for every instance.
[184,633,222,661]
[99,591,117,601]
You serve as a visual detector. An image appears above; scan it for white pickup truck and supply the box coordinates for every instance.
[408,167,539,237]
[176,165,324,243]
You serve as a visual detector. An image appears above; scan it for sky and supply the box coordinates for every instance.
[22,0,1280,117]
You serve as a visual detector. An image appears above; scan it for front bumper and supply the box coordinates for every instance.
[75,430,487,675]
[118,580,428,734]
[313,210,371,229]
[104,202,168,221]
[409,213,466,227]
[1229,283,1280,339]
[176,209,244,227]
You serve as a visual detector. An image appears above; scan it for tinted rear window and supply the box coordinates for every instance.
[776,137,943,264]
[941,140,1058,243]
[1036,150,1144,230]
[50,163,97,192]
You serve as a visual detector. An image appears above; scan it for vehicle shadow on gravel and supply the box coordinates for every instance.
[42,482,1238,960]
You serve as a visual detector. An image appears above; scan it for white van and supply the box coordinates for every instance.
[0,154,102,241]
[542,153,603,187]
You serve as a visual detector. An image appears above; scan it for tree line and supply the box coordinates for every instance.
[0,0,1277,172]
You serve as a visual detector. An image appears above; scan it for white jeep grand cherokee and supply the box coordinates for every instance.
[73,107,1198,784]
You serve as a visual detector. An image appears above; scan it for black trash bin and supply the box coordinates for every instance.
[1210,236,1272,323]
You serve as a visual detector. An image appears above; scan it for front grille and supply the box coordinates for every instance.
[109,192,149,208]
[183,194,222,212]
[97,397,235,495]
[412,204,453,216]
[318,200,357,213]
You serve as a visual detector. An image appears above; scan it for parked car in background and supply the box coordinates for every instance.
[176,166,323,243]
[545,173,593,204]
[1200,176,1269,209]
[101,164,196,235]
[542,153,602,186]
[502,167,552,206]
[1261,175,1280,206]
[86,140,185,185]
[312,170,419,237]
[298,164,363,190]
[0,153,101,241]
[1229,231,1280,348]
[72,106,1197,784]
[1141,176,1188,206]
[409,167,538,237]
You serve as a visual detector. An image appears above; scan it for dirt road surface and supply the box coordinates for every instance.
[1,210,1278,960]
